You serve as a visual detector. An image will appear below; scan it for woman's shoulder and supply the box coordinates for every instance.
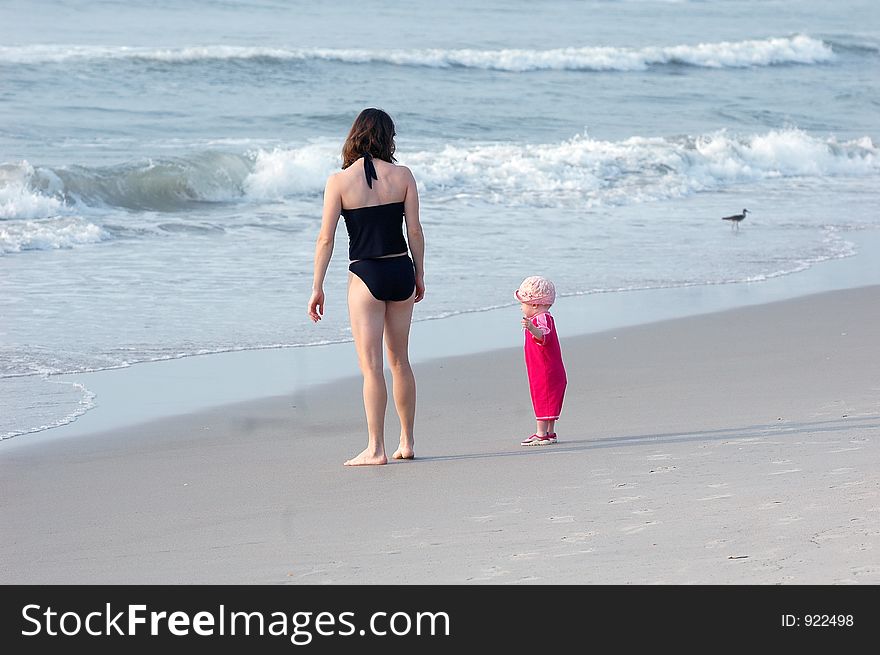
[392,164,417,189]
[326,164,361,189]
[375,159,414,179]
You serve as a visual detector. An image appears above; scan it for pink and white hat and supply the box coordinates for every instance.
[515,275,556,306]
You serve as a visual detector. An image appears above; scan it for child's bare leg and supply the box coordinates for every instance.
[548,420,556,435]
[536,420,550,437]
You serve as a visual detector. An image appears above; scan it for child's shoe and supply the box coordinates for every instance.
[546,432,558,444]
[521,433,555,446]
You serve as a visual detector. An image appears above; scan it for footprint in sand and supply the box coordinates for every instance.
[621,522,658,534]
[811,530,846,543]
[553,548,596,557]
[466,566,509,581]
[698,494,732,501]
[779,515,804,525]
[390,528,422,539]
[608,495,642,504]
[561,531,597,543]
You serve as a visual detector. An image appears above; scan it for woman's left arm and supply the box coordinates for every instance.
[402,167,425,302]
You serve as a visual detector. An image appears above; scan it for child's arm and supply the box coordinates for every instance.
[521,317,546,343]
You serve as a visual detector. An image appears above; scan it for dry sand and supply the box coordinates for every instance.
[2,286,879,584]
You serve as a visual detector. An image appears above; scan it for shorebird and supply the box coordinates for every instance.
[722,208,749,230]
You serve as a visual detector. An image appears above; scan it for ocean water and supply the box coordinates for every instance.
[1,0,879,439]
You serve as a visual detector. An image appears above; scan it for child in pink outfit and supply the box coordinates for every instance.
[516,276,567,446]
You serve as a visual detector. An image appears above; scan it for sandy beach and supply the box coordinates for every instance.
[2,282,878,585]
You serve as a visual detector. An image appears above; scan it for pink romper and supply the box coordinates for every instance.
[523,312,567,421]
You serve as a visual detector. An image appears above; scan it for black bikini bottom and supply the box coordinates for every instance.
[349,255,416,302]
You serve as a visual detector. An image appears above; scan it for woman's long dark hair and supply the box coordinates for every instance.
[341,108,397,169]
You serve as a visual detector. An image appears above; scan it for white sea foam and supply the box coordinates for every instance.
[0,162,64,219]
[0,377,96,440]
[0,161,102,253]
[0,218,105,254]
[244,144,338,199]
[0,35,835,71]
[243,129,878,207]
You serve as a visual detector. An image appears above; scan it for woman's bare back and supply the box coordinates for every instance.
[336,157,410,210]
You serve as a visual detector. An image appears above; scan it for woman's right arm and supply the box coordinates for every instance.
[402,168,425,302]
[308,175,342,322]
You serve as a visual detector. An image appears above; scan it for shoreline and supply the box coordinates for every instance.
[2,281,879,582]
[10,227,880,446]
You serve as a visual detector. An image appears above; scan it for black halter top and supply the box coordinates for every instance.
[341,153,408,260]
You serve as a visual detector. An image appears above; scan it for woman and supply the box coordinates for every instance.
[308,108,425,466]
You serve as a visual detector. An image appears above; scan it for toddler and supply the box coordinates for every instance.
[516,276,567,446]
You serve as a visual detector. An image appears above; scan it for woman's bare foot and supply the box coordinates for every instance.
[391,442,414,460]
[343,448,387,466]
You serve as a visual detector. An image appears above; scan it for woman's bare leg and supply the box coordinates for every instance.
[345,272,388,466]
[384,290,416,459]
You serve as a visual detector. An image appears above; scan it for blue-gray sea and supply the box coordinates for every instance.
[1,0,878,439]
